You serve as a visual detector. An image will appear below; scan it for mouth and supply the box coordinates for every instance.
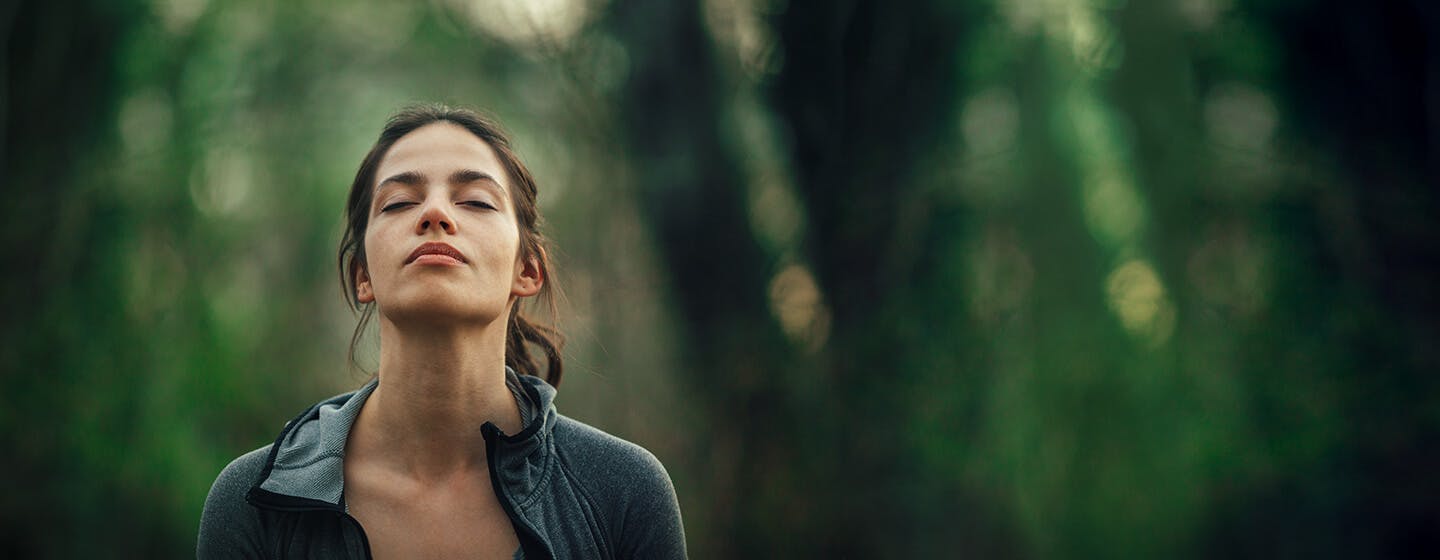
[405,242,467,265]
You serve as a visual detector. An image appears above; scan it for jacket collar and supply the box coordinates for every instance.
[248,368,559,511]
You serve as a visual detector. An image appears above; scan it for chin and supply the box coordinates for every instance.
[379,293,507,328]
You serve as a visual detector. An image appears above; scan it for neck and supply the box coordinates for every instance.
[351,314,524,480]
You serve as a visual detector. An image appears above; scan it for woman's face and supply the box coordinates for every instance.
[355,122,541,326]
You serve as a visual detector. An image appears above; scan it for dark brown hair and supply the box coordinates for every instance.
[337,104,564,387]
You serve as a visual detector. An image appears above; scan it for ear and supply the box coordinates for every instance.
[355,263,375,304]
[512,251,544,298]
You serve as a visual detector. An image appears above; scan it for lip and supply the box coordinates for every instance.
[405,242,467,265]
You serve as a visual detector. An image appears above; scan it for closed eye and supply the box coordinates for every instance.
[380,201,416,213]
[459,201,496,210]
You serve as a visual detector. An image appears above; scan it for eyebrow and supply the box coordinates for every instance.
[375,169,505,192]
[449,169,504,192]
[377,170,427,190]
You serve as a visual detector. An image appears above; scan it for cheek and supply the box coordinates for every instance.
[360,229,391,280]
[503,228,525,267]
[360,234,376,271]
[364,222,397,258]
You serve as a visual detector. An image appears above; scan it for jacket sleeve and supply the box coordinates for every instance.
[197,446,271,559]
[616,449,688,560]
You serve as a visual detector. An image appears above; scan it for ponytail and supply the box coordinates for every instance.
[507,305,564,387]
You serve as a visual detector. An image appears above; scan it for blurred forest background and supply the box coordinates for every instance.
[2,0,1438,557]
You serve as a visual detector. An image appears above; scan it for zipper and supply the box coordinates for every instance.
[483,422,553,560]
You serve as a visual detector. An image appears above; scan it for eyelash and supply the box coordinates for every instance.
[379,201,494,213]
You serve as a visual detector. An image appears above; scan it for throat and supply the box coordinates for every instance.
[349,370,527,479]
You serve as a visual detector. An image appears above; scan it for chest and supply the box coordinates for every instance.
[344,468,520,560]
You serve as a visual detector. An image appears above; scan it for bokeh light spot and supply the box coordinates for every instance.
[1082,168,1146,248]
[119,88,173,160]
[768,264,831,352]
[1205,83,1277,153]
[189,149,255,218]
[962,87,1021,157]
[152,0,209,36]
[1105,259,1176,345]
[445,0,593,47]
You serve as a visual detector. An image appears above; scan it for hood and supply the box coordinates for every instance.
[247,368,560,511]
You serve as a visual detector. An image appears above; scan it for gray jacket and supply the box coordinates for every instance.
[198,370,687,559]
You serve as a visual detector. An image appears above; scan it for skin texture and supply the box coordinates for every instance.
[343,122,544,559]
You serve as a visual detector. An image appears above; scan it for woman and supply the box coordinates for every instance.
[198,106,687,559]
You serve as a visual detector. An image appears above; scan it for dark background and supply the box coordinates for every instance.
[2,0,1437,557]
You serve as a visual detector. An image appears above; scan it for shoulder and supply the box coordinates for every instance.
[198,445,273,557]
[550,415,688,558]
[551,415,673,493]
[210,445,273,497]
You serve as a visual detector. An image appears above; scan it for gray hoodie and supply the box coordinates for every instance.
[197,369,686,559]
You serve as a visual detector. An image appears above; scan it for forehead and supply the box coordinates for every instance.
[374,122,505,188]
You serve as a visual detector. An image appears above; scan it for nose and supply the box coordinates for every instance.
[414,202,456,235]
